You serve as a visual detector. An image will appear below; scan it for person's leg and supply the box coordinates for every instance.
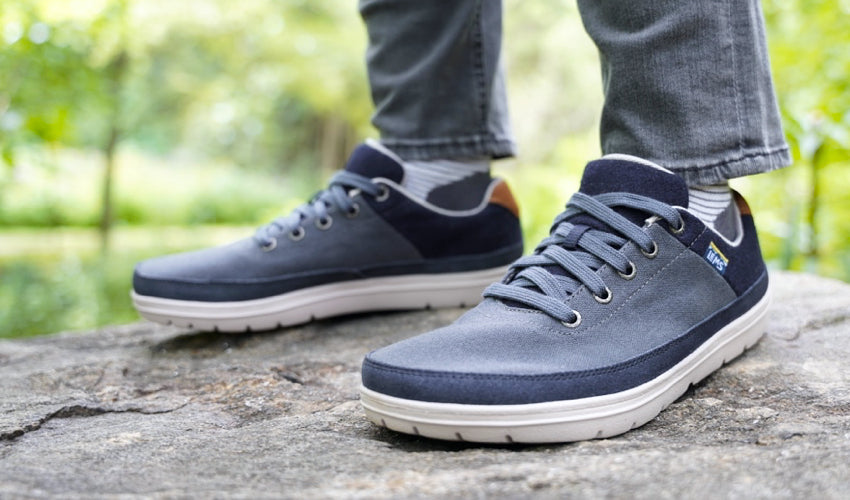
[360,0,516,209]
[360,1,785,443]
[577,0,790,186]
[360,0,514,161]
[131,1,524,331]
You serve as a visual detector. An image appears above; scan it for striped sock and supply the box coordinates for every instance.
[688,184,740,241]
[369,139,492,209]
[400,158,490,201]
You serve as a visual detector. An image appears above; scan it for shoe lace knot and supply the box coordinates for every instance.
[254,171,385,247]
[483,191,683,325]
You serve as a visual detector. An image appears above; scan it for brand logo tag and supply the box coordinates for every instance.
[704,241,729,275]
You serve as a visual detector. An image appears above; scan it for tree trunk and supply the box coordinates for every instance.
[805,144,824,260]
[98,47,128,253]
[319,115,349,175]
[99,125,120,251]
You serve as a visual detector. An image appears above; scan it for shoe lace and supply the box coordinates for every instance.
[484,191,683,325]
[254,170,384,247]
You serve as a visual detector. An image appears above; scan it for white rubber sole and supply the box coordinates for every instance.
[132,266,509,332]
[360,289,770,444]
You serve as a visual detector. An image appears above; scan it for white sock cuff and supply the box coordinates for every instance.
[688,184,732,223]
[400,158,490,201]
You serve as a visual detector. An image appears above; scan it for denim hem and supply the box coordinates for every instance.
[380,135,517,161]
[664,145,792,186]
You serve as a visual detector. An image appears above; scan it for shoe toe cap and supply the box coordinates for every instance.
[361,305,588,405]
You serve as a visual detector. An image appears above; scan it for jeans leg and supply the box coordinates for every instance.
[577,0,791,185]
[360,0,515,160]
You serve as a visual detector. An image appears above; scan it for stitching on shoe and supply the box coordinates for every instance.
[491,301,571,336]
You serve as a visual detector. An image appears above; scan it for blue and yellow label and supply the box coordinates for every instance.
[704,241,729,275]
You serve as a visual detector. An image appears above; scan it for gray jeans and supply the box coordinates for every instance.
[360,0,791,186]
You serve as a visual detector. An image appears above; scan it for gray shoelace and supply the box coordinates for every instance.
[254,171,384,248]
[484,191,683,325]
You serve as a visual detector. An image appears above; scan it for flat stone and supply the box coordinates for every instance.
[1,271,849,498]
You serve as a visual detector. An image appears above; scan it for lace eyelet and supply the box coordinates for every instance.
[641,241,659,259]
[375,184,390,202]
[594,287,613,304]
[561,310,582,328]
[315,216,333,230]
[618,262,637,280]
[346,203,360,218]
[671,217,686,234]
[260,237,277,252]
[289,226,306,241]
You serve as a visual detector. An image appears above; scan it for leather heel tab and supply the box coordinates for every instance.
[489,179,520,218]
[732,190,752,216]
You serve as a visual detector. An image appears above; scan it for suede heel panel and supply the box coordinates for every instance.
[683,212,767,296]
[367,192,523,259]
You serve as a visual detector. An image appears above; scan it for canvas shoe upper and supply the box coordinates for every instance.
[360,155,770,443]
[132,144,523,332]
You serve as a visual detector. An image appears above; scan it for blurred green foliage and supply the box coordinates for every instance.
[0,0,849,337]
[0,0,371,169]
[0,149,314,227]
[2,253,136,337]
[0,226,249,337]
[756,0,850,276]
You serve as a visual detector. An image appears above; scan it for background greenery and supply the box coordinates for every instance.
[1,0,848,337]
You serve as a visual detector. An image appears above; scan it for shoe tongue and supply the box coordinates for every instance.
[343,143,405,184]
[579,155,689,208]
[502,156,688,310]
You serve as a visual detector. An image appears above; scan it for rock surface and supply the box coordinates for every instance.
[1,271,849,498]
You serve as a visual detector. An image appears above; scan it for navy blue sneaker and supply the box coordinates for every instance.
[132,144,523,331]
[360,156,770,443]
